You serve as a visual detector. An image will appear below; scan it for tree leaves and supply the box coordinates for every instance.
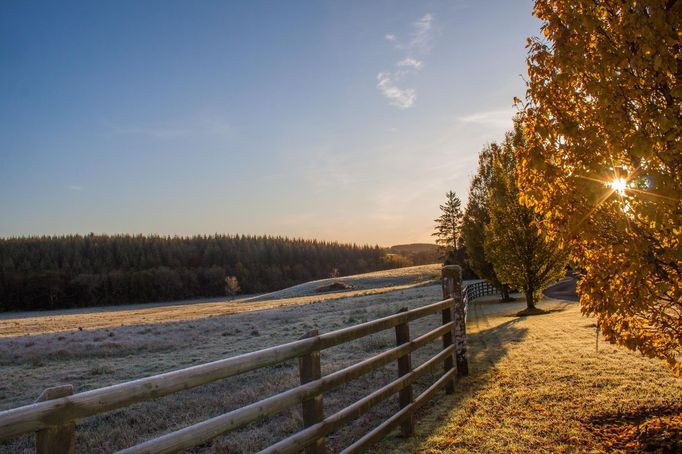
[474,124,567,309]
[519,0,682,375]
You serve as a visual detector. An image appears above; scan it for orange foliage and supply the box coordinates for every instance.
[518,1,681,374]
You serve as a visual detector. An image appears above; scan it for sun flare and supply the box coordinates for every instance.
[609,177,628,195]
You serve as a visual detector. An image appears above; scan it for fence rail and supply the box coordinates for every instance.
[462,280,501,306]
[0,266,468,454]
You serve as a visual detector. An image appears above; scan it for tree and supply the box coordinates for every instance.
[462,142,512,301]
[433,191,464,263]
[518,0,681,374]
[0,234,390,310]
[225,276,241,296]
[484,126,567,310]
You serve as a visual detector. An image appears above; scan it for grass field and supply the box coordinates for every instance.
[375,295,682,453]
[1,265,680,453]
[0,265,441,338]
[0,265,448,453]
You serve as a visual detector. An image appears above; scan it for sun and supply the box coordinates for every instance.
[609,177,628,195]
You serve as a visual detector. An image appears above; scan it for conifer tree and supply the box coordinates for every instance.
[433,191,464,263]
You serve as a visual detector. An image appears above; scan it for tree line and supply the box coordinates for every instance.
[433,123,567,310]
[0,234,391,311]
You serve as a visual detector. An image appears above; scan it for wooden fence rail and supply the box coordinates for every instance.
[462,280,501,306]
[0,266,468,454]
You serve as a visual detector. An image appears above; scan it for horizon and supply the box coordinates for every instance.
[0,231,439,249]
[1,0,540,245]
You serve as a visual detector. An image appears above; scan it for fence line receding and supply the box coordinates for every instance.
[0,266,468,454]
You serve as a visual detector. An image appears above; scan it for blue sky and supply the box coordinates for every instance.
[0,0,541,245]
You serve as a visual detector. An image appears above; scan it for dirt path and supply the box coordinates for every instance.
[543,275,578,301]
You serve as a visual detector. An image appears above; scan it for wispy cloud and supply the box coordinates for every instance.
[104,122,188,139]
[384,14,434,51]
[198,117,235,137]
[376,73,416,109]
[457,109,515,129]
[396,57,423,70]
[101,116,234,140]
[376,13,433,110]
[67,185,84,191]
[409,13,433,51]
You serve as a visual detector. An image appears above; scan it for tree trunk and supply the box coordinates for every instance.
[525,288,536,309]
[501,285,511,302]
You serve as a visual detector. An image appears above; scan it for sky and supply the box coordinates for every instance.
[0,0,542,246]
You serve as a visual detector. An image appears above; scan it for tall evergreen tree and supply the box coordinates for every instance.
[432,191,464,264]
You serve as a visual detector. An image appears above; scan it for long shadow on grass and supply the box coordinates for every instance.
[376,316,529,450]
[584,402,682,452]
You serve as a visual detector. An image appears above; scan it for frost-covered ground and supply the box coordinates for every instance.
[0,264,442,338]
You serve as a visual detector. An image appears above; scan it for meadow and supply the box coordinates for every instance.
[377,296,682,453]
[1,265,447,452]
[1,264,680,453]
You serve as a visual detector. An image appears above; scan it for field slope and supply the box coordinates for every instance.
[0,265,445,453]
[0,265,440,338]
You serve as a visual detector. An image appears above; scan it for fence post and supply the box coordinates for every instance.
[35,384,75,454]
[394,307,414,437]
[441,267,456,394]
[298,330,325,454]
[442,265,468,378]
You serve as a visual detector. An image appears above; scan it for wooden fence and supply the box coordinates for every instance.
[462,280,500,306]
[0,266,468,454]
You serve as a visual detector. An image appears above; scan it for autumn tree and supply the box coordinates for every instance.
[518,1,681,374]
[484,126,568,310]
[462,142,512,301]
[433,191,464,263]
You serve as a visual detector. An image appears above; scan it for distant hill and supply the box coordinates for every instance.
[389,243,479,279]
[389,243,439,255]
[388,243,440,266]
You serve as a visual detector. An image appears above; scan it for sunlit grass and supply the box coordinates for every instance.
[374,297,682,453]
